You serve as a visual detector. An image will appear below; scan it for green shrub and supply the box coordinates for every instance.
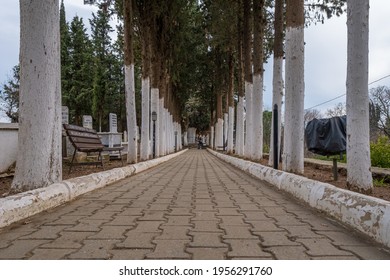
[370,136,390,168]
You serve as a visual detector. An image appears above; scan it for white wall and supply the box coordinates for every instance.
[0,123,18,173]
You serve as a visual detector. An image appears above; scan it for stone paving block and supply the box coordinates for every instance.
[155,226,192,240]
[100,204,127,212]
[132,221,164,233]
[44,215,86,226]
[88,226,130,240]
[192,221,223,232]
[41,231,95,249]
[0,240,51,259]
[283,225,326,239]
[262,207,289,216]
[187,248,228,260]
[194,204,215,211]
[317,231,370,246]
[218,215,247,226]
[191,212,219,221]
[217,208,242,216]
[168,208,193,216]
[272,214,305,226]
[146,240,191,259]
[119,207,145,216]
[214,201,236,208]
[67,239,118,259]
[221,225,258,239]
[266,246,310,260]
[296,238,355,257]
[65,218,110,232]
[165,216,191,226]
[88,211,118,220]
[138,211,166,221]
[252,231,299,246]
[246,220,284,232]
[303,219,346,231]
[19,225,70,240]
[339,246,390,260]
[241,211,270,221]
[237,204,261,211]
[116,232,159,249]
[251,198,279,207]
[110,249,152,259]
[148,204,170,211]
[29,248,77,260]
[104,215,139,226]
[224,239,272,258]
[188,232,227,248]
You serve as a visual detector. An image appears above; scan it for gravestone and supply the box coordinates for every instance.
[61,106,69,124]
[82,115,93,129]
[109,113,118,133]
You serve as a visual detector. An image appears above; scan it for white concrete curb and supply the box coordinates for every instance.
[0,149,188,229]
[208,149,390,249]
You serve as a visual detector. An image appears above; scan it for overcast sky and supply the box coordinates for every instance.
[1,0,390,122]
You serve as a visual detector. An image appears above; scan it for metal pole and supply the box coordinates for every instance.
[175,132,178,152]
[273,104,279,169]
[153,120,156,158]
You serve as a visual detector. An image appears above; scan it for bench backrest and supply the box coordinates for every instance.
[63,124,104,151]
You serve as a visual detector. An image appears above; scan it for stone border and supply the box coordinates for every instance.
[208,149,390,248]
[0,149,188,229]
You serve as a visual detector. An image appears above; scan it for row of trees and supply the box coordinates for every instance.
[1,0,378,194]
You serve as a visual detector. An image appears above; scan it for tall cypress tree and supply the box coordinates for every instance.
[67,16,94,125]
[90,4,114,132]
[60,0,71,106]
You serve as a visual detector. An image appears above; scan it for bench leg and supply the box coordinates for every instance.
[99,151,104,170]
[69,149,77,175]
[120,150,124,166]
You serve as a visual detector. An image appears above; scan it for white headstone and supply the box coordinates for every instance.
[109,113,118,133]
[82,115,93,129]
[61,106,69,124]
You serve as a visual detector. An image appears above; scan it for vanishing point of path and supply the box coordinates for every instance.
[0,149,389,260]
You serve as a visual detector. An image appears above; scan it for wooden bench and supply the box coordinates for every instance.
[63,124,124,174]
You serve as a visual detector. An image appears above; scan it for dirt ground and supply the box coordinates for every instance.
[1,153,390,202]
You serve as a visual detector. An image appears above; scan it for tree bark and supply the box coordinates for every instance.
[269,0,284,167]
[252,0,265,160]
[13,0,62,191]
[346,0,373,193]
[283,0,305,174]
[243,0,253,159]
[227,53,235,154]
[123,0,138,163]
[140,25,151,160]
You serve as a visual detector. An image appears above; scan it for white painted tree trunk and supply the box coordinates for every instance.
[282,26,305,174]
[236,96,245,156]
[210,126,215,149]
[227,106,234,153]
[150,88,159,157]
[269,57,284,166]
[125,64,138,163]
[346,0,373,192]
[140,77,150,160]
[224,112,228,148]
[252,73,263,160]
[244,81,253,158]
[183,131,188,146]
[215,118,224,148]
[159,99,165,156]
[12,0,62,191]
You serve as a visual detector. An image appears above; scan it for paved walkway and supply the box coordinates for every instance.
[0,149,389,260]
